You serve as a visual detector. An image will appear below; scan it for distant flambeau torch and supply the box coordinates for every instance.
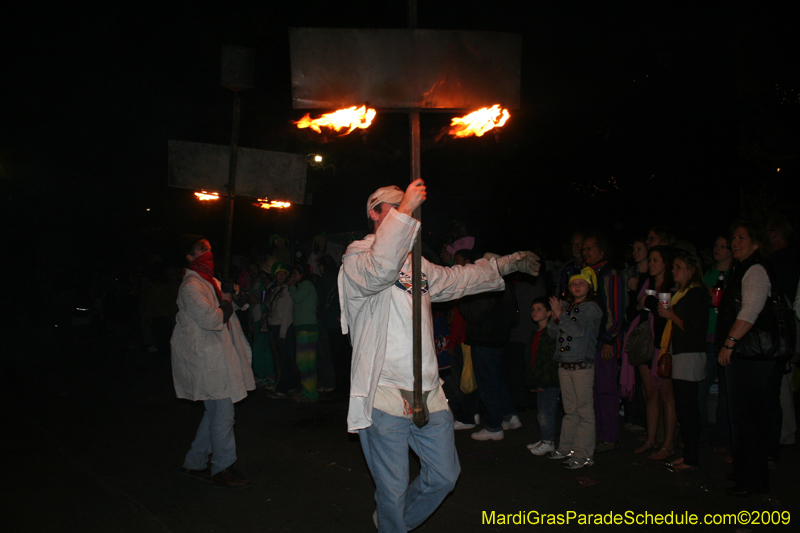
[294,105,376,135]
[195,191,221,201]
[255,198,291,209]
[448,104,510,138]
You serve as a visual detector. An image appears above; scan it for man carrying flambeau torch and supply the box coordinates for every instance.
[339,179,540,532]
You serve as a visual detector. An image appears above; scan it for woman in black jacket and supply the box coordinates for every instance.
[657,251,709,472]
[717,221,783,497]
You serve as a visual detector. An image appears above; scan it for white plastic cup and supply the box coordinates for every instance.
[658,293,671,309]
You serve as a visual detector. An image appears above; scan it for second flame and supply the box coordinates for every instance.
[255,198,291,209]
[448,105,510,138]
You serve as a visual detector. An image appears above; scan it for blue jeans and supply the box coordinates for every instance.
[698,342,730,448]
[183,398,236,476]
[359,409,460,533]
[472,345,517,431]
[536,387,560,442]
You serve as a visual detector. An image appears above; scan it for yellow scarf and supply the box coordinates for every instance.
[659,283,699,355]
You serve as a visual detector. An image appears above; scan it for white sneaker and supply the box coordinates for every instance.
[471,428,505,441]
[372,510,378,529]
[453,420,476,430]
[502,415,522,431]
[527,440,555,456]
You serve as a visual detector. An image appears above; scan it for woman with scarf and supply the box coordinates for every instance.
[656,251,709,472]
[171,237,254,488]
[627,245,677,461]
[717,221,783,497]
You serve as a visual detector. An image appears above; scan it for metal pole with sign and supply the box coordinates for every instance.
[289,21,520,428]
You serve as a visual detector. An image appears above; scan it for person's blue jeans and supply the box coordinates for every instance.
[183,398,236,476]
[699,342,730,448]
[359,409,460,533]
[472,345,517,431]
[536,387,560,442]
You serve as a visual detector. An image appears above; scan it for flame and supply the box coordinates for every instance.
[294,105,376,135]
[448,105,510,138]
[195,191,221,201]
[255,198,291,210]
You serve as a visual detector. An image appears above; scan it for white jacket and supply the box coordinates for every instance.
[171,270,255,403]
[338,209,505,432]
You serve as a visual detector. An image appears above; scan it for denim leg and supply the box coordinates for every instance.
[536,387,560,442]
[698,343,715,444]
[405,410,460,530]
[359,409,459,533]
[183,409,212,471]
[711,359,731,448]
[183,398,236,476]
[698,342,719,445]
[472,346,516,431]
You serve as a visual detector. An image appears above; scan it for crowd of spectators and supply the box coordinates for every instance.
[125,213,799,498]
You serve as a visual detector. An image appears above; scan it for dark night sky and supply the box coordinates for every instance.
[3,1,799,273]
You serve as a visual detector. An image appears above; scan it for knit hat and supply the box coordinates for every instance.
[568,267,598,291]
[271,261,289,275]
[366,185,404,216]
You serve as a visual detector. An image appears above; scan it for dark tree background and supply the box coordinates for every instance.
[2,1,798,275]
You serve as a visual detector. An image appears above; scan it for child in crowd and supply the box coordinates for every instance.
[544,267,602,469]
[525,297,560,456]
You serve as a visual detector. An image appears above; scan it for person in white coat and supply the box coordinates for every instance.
[338,181,540,532]
[171,237,255,489]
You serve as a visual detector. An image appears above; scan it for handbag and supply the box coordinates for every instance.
[733,274,796,360]
[625,320,655,366]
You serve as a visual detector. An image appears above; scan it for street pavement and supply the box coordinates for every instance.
[4,332,798,532]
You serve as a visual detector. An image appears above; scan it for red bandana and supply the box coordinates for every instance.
[186,251,222,300]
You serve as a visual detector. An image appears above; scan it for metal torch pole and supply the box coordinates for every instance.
[222,91,241,280]
[407,0,425,429]
[410,110,425,428]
